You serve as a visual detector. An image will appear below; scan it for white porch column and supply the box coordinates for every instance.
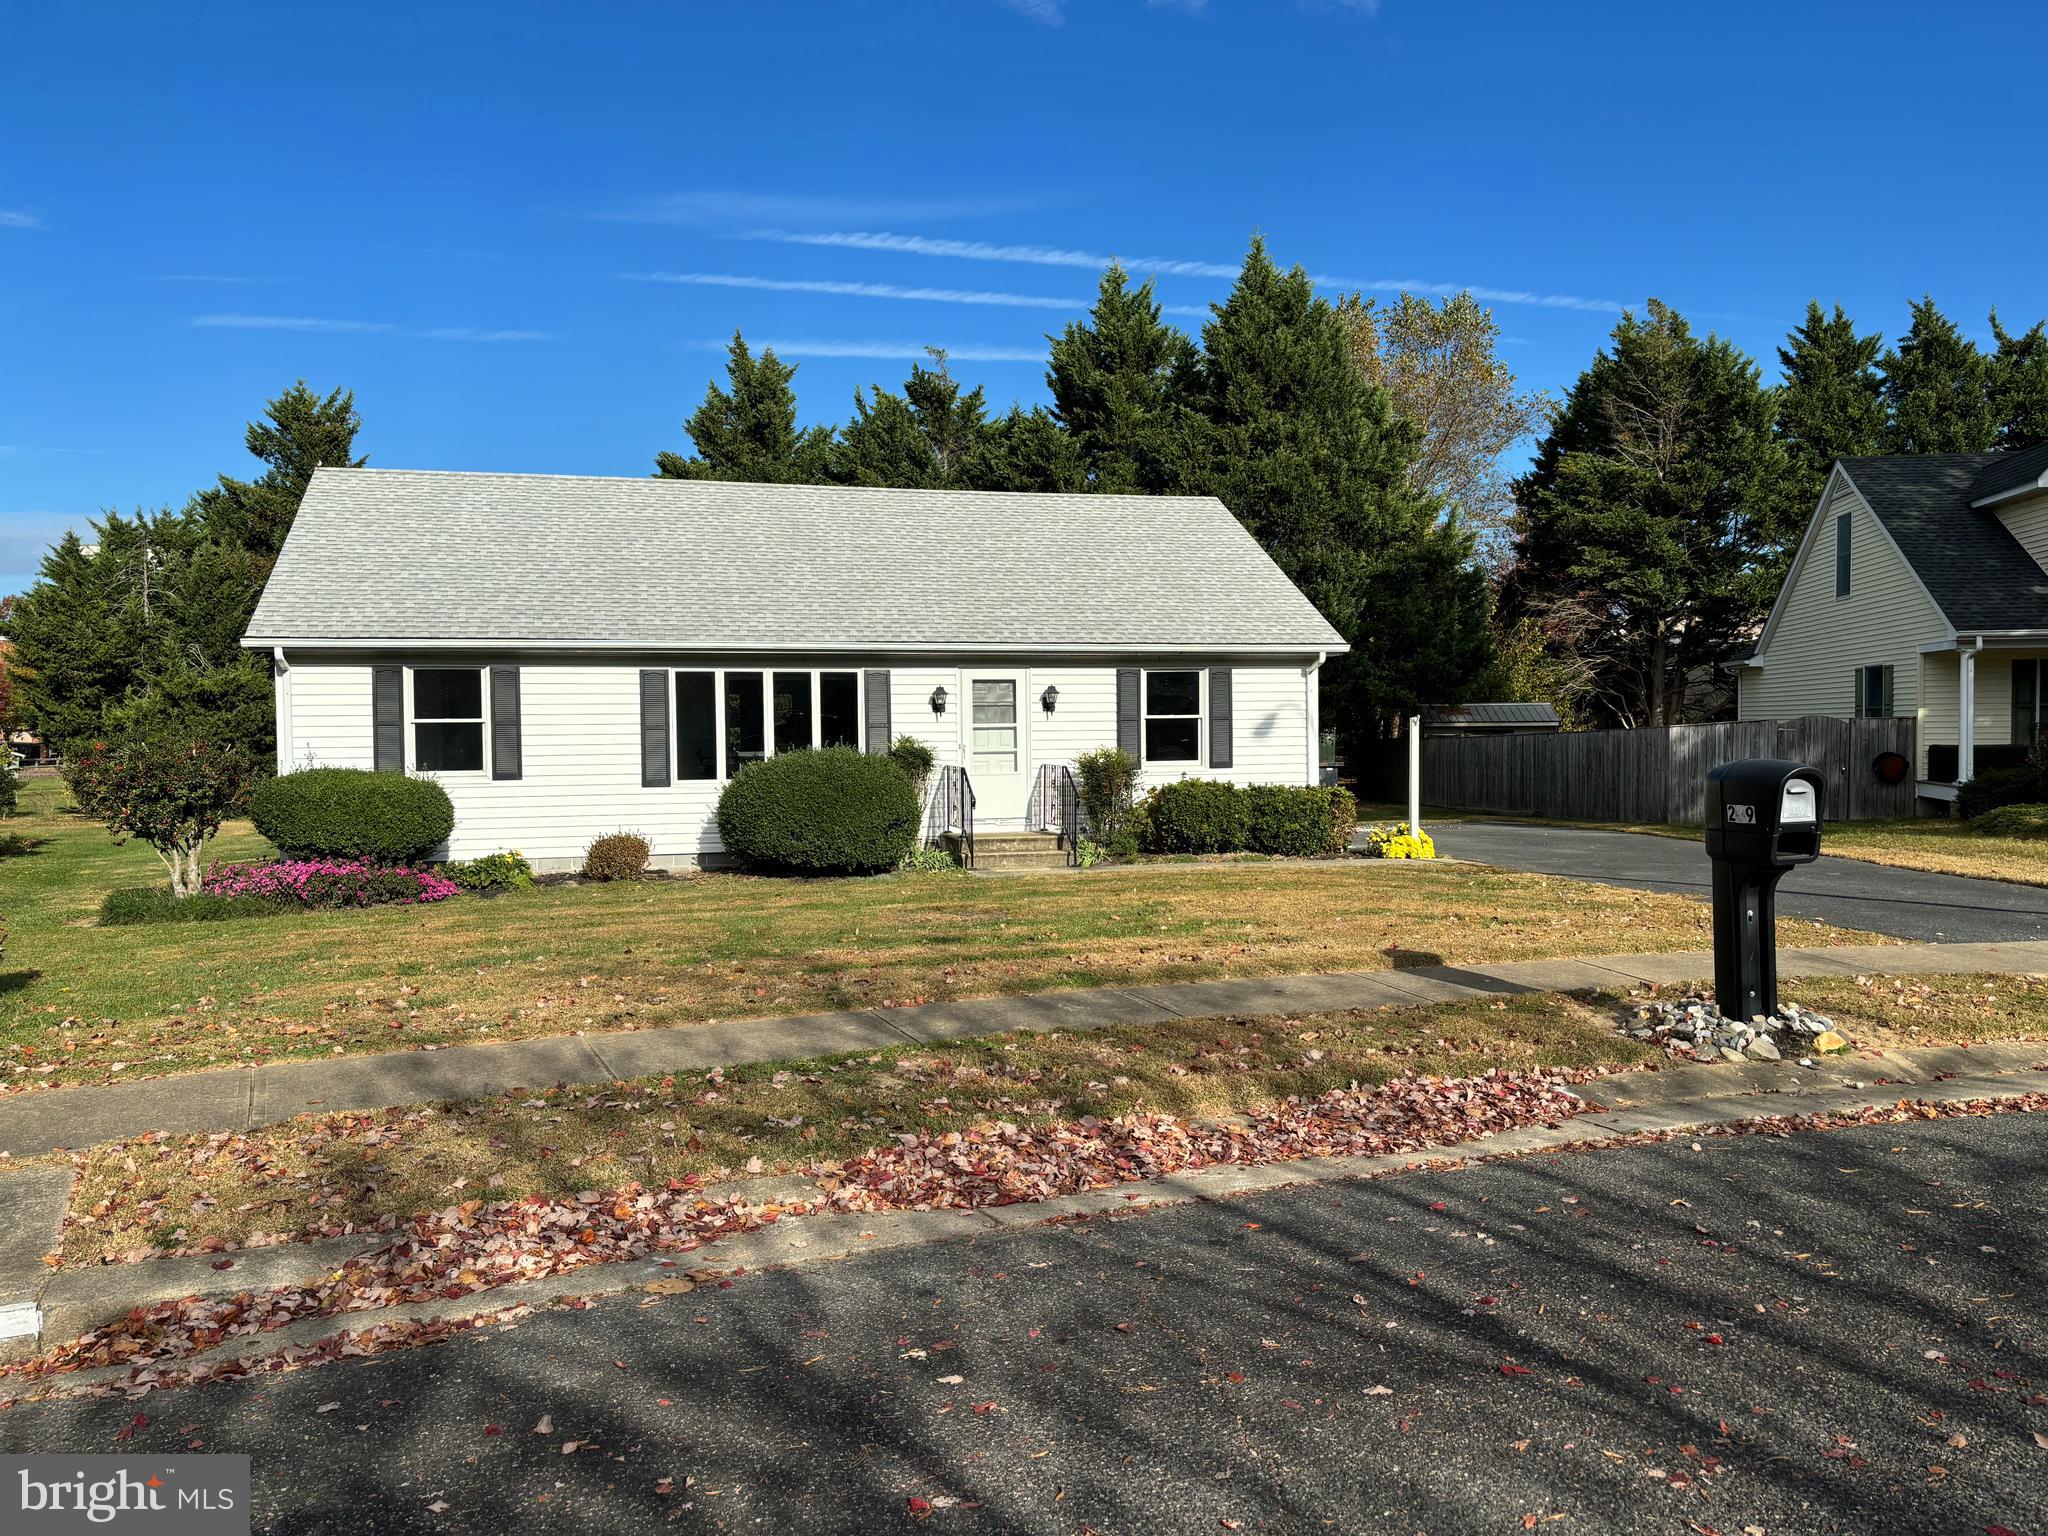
[1958,642,1979,783]
[271,647,293,774]
[1407,715,1422,837]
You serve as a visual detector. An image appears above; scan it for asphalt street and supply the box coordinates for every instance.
[1424,820,2048,943]
[4,1113,2043,1534]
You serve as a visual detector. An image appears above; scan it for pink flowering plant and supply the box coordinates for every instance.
[203,858,459,909]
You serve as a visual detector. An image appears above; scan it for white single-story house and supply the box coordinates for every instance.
[1735,443,2048,804]
[242,468,1346,869]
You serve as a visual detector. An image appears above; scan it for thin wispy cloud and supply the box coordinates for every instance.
[623,270,1086,312]
[191,315,554,341]
[0,208,44,230]
[745,228,1622,313]
[584,189,1045,228]
[692,337,1044,363]
[997,0,1064,21]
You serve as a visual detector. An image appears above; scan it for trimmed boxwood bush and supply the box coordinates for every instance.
[1956,763,2042,821]
[716,747,920,875]
[1144,779,1251,854]
[583,833,651,881]
[250,768,455,864]
[1246,784,1331,856]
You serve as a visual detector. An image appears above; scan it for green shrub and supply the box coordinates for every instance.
[1246,785,1331,856]
[1144,778,1252,854]
[1956,764,2042,821]
[442,850,535,893]
[1074,837,1106,870]
[717,746,920,875]
[898,843,960,874]
[887,736,936,802]
[250,768,455,865]
[100,886,284,926]
[583,832,651,881]
[1075,747,1139,844]
[0,761,18,818]
[1968,802,2048,839]
[1318,785,1359,854]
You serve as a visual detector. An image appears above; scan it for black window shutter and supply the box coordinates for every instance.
[1835,514,1851,597]
[863,670,892,753]
[1880,664,1894,719]
[373,666,404,772]
[490,666,522,780]
[1116,668,1141,758]
[2014,659,2038,748]
[1852,667,1865,718]
[1208,667,1234,769]
[640,669,670,787]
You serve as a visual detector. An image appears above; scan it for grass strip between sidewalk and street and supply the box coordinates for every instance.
[34,969,2048,1270]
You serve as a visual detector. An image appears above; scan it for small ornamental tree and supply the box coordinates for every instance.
[66,736,257,896]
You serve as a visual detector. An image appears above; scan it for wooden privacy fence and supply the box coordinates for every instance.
[1420,716,1917,824]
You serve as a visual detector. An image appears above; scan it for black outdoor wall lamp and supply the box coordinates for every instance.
[1040,684,1059,715]
[930,686,948,717]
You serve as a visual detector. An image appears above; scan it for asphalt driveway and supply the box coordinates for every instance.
[1419,820,2048,943]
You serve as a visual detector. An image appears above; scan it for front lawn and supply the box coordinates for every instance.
[2,776,1873,1089]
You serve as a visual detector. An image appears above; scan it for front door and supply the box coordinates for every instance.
[964,671,1031,824]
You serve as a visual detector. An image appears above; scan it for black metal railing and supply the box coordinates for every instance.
[937,763,976,869]
[1056,765,1080,865]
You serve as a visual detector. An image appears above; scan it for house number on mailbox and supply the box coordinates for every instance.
[1725,804,1757,825]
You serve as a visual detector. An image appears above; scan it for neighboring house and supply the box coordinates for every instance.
[1423,702,1562,737]
[242,469,1345,869]
[1735,443,2048,804]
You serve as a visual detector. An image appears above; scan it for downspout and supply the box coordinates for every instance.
[1958,637,1983,784]
[1305,651,1325,785]
[272,647,292,774]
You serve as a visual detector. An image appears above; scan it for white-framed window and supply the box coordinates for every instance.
[411,666,487,773]
[671,667,862,781]
[1143,669,1202,763]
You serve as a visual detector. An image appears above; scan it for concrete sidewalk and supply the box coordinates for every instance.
[5,939,2048,1165]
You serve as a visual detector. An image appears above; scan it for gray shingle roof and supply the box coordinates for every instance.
[1837,453,2048,632]
[246,469,1347,653]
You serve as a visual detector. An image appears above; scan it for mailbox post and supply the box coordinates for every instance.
[1704,758,1824,1020]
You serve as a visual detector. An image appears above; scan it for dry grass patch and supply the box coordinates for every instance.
[1782,971,2048,1050]
[55,992,1651,1266]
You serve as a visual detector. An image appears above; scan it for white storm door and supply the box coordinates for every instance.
[964,671,1030,823]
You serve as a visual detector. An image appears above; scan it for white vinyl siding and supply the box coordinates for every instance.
[282,654,1321,867]
[1740,478,1950,773]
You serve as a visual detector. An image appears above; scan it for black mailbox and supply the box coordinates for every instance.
[1704,758,1824,1021]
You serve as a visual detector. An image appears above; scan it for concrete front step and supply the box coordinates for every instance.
[944,830,1071,868]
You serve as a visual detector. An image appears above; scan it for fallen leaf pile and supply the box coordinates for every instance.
[821,1068,1591,1212]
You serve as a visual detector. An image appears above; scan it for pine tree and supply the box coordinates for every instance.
[1880,297,1998,454]
[832,351,992,489]
[655,332,833,482]
[1775,301,1884,510]
[191,381,364,558]
[1046,265,1199,493]
[1186,238,1491,743]
[965,406,1086,493]
[1509,300,1797,727]
[1990,310,2048,451]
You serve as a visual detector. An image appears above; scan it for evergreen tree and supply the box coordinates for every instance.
[1879,297,1998,454]
[1509,300,1796,727]
[1774,301,1884,510]
[655,332,833,482]
[1186,238,1491,743]
[965,405,1087,493]
[1046,264,1199,493]
[1990,310,2048,451]
[191,380,364,558]
[832,350,992,488]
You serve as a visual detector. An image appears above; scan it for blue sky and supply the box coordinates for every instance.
[4,0,2045,594]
